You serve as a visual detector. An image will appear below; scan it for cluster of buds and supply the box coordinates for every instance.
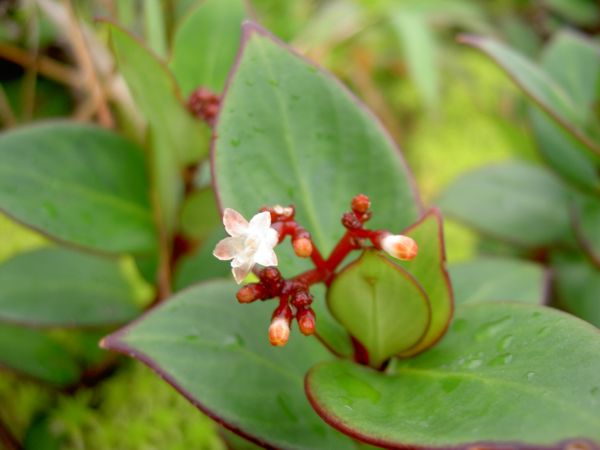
[213,194,418,347]
[187,87,220,126]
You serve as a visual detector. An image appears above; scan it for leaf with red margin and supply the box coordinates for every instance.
[101,280,354,450]
[459,34,600,158]
[327,250,431,368]
[396,209,453,357]
[306,303,600,449]
[211,21,422,277]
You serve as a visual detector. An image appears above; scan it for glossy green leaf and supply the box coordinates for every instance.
[461,35,600,156]
[327,250,430,368]
[102,280,354,449]
[0,248,140,327]
[572,188,600,268]
[307,303,600,448]
[396,210,453,357]
[450,257,547,305]
[108,23,208,232]
[438,162,571,247]
[169,0,246,96]
[0,122,156,254]
[213,22,422,270]
[391,11,439,109]
[0,322,80,387]
[553,253,600,328]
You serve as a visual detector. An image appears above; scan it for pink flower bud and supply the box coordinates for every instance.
[268,317,290,346]
[381,234,418,261]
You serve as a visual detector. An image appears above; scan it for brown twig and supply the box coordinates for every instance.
[62,0,113,127]
[0,43,81,88]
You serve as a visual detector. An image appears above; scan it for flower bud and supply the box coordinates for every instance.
[293,237,313,257]
[236,283,266,303]
[351,194,371,214]
[269,317,290,346]
[291,289,313,309]
[381,234,418,261]
[297,308,316,336]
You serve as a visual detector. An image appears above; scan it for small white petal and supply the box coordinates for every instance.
[232,261,253,284]
[223,208,248,237]
[254,246,278,267]
[213,237,243,260]
[264,227,279,247]
[248,211,271,233]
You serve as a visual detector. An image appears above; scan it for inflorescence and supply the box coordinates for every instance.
[213,194,418,347]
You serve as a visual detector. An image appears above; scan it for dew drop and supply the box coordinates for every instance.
[527,372,535,381]
[475,316,512,342]
[230,138,241,147]
[452,318,468,332]
[466,359,482,369]
[268,78,279,87]
[185,334,198,342]
[591,387,599,396]
[440,377,462,393]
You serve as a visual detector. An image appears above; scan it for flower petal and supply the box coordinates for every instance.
[223,208,248,237]
[254,245,278,267]
[213,237,243,260]
[248,211,271,234]
[232,260,253,284]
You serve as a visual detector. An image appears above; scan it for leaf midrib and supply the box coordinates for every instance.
[253,37,328,249]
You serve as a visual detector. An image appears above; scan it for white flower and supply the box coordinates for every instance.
[381,234,418,261]
[213,208,279,284]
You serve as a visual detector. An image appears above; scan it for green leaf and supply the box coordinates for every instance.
[306,303,600,447]
[438,162,571,247]
[396,209,453,357]
[460,35,600,156]
[532,31,600,193]
[531,108,600,194]
[311,284,354,359]
[541,31,600,111]
[108,22,209,232]
[553,253,600,328]
[327,250,430,368]
[0,248,140,327]
[173,230,230,290]
[0,322,80,387]
[450,257,547,305]
[213,22,422,269]
[179,187,221,241]
[101,280,354,449]
[572,193,600,267]
[169,0,246,96]
[390,11,439,109]
[0,122,156,254]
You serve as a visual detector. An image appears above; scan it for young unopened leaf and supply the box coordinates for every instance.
[307,303,600,448]
[0,122,156,254]
[327,250,430,368]
[396,210,453,357]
